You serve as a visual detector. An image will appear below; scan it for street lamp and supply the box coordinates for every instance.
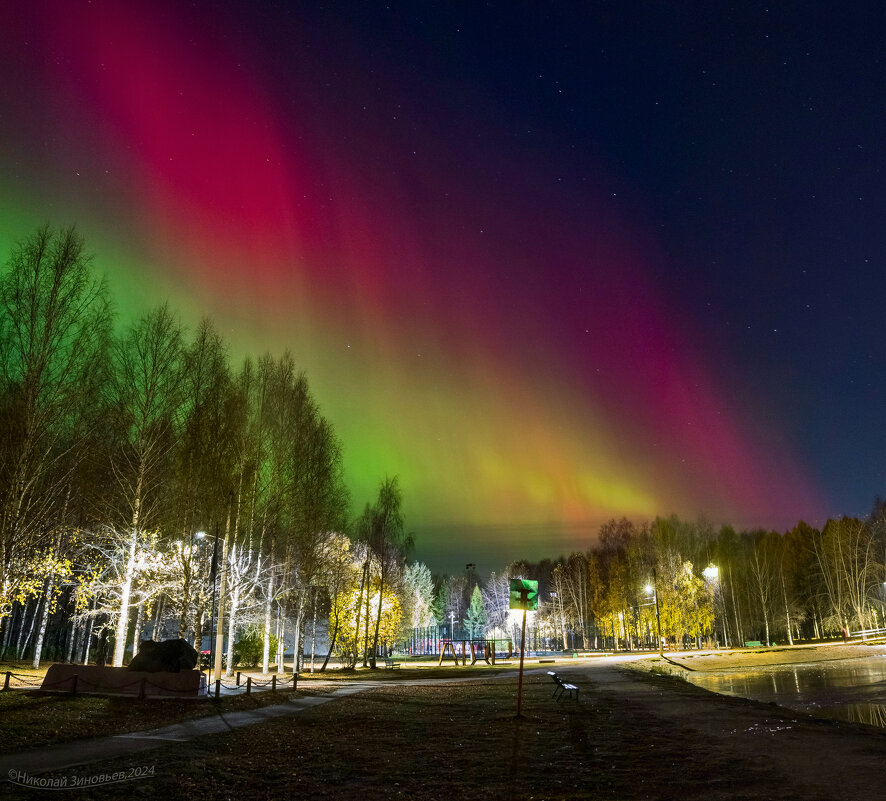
[642,572,663,656]
[702,565,725,647]
[195,525,224,682]
[195,529,217,680]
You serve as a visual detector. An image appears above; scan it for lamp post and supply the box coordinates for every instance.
[702,565,722,648]
[210,492,235,682]
[196,526,222,682]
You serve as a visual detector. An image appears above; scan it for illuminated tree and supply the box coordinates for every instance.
[748,531,779,646]
[464,584,487,639]
[366,476,411,667]
[812,517,879,634]
[107,304,184,666]
[482,570,511,634]
[333,578,402,668]
[399,560,436,640]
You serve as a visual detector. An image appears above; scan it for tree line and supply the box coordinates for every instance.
[3,226,885,671]
[440,508,886,653]
[0,225,418,672]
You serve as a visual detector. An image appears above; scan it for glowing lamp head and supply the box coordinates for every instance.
[703,566,719,581]
[195,530,207,539]
[644,584,654,595]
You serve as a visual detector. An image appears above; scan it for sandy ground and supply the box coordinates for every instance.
[629,641,886,673]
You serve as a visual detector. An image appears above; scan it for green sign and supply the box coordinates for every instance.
[509,579,539,611]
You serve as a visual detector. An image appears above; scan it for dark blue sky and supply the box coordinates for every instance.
[2,1,882,573]
[293,1,885,521]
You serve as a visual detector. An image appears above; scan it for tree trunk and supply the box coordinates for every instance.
[275,604,284,673]
[321,618,339,672]
[728,567,743,643]
[113,530,139,666]
[262,569,274,674]
[225,586,240,677]
[151,596,164,641]
[179,571,190,641]
[81,597,97,663]
[1,603,18,658]
[354,558,368,667]
[310,587,318,673]
[781,572,794,646]
[19,595,41,659]
[371,569,386,669]
[31,576,55,668]
[131,601,144,657]
[194,604,203,651]
[293,592,305,674]
[65,617,78,663]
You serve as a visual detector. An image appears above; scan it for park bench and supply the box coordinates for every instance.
[547,671,579,701]
[384,658,401,669]
[744,641,763,647]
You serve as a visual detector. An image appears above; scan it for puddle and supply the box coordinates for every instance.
[686,656,886,728]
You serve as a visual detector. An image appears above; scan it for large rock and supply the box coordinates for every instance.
[40,664,205,697]
[127,638,198,673]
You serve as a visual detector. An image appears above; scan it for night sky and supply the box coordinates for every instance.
[1,2,883,572]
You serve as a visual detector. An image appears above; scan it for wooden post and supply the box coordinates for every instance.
[3,672,10,691]
[71,674,78,695]
[214,679,221,699]
[139,677,146,700]
[236,671,241,687]
[246,676,252,695]
[272,675,277,692]
[516,608,527,717]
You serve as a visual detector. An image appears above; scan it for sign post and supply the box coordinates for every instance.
[509,578,538,718]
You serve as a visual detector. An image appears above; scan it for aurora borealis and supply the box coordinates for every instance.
[3,2,882,571]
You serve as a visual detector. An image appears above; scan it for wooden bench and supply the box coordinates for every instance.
[547,671,579,701]
[384,658,401,669]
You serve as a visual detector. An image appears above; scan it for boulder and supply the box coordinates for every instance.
[127,638,198,673]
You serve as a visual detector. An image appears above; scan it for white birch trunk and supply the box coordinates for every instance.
[275,608,284,673]
[225,586,240,677]
[310,588,318,673]
[31,577,54,669]
[131,601,144,656]
[113,531,138,666]
[262,570,274,674]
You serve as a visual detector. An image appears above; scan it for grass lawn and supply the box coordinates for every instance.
[0,659,531,751]
[0,684,314,752]
[0,669,749,801]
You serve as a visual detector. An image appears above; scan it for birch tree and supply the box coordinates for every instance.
[0,225,111,617]
[107,304,183,665]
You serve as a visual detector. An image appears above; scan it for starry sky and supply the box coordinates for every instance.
[1,2,882,572]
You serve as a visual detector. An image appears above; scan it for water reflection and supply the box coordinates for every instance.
[686,656,886,728]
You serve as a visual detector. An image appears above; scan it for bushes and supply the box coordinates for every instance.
[232,629,279,668]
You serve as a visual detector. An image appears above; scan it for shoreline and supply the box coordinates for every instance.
[626,640,886,676]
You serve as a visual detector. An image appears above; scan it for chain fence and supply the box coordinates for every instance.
[1,669,298,698]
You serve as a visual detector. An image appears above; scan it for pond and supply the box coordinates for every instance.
[685,656,886,728]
